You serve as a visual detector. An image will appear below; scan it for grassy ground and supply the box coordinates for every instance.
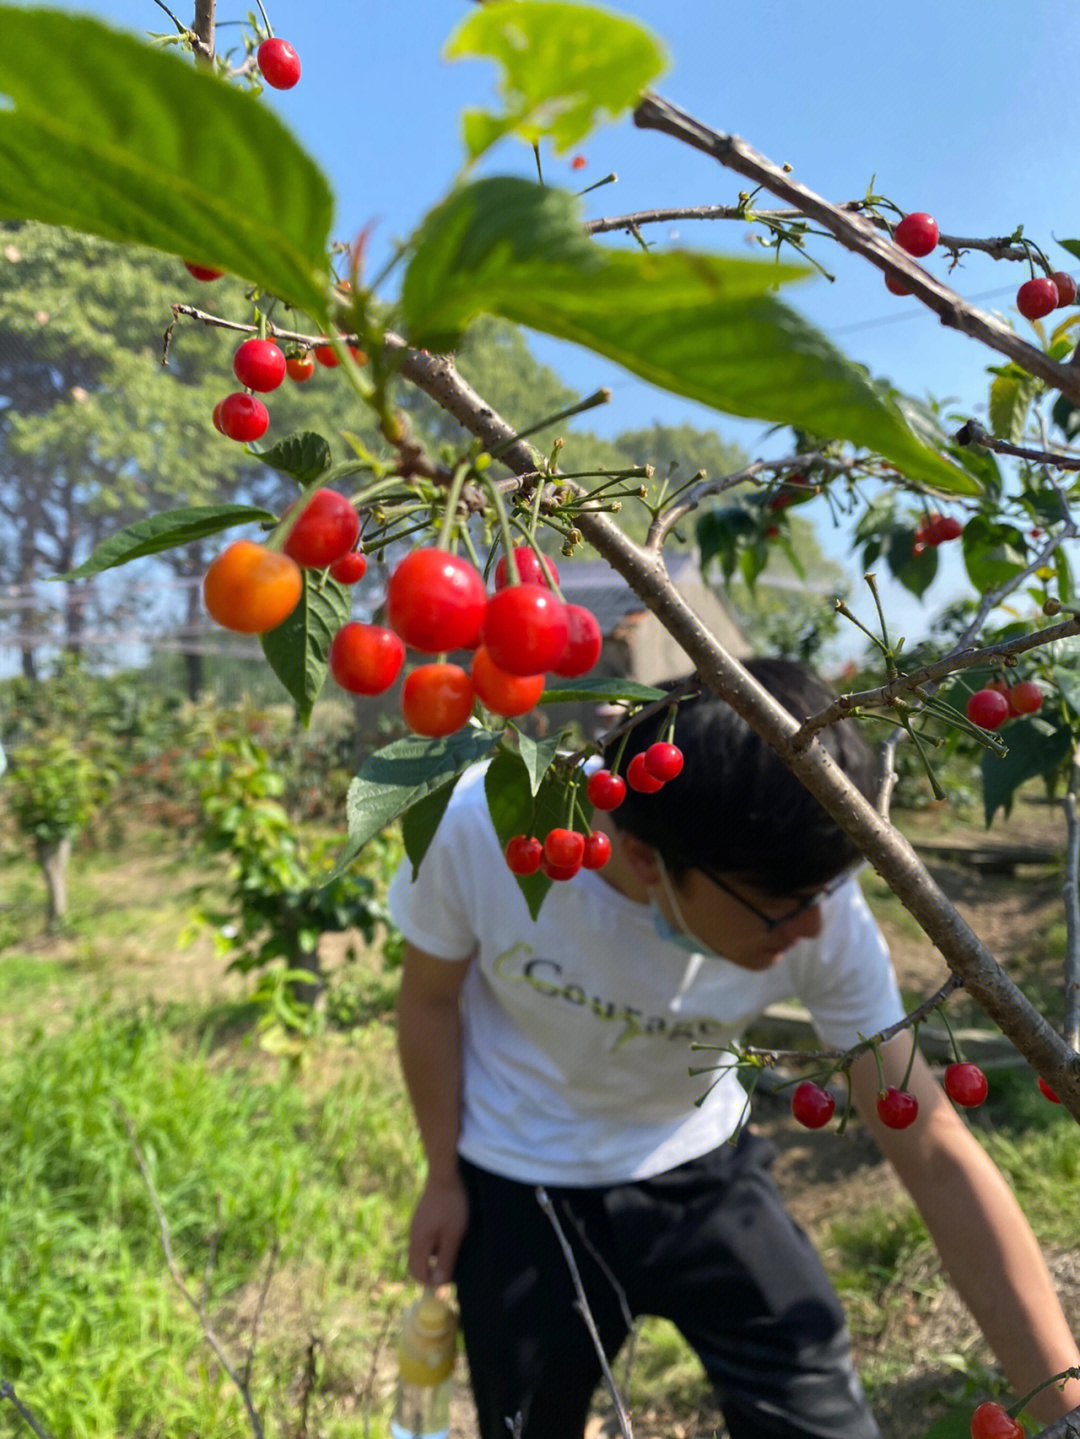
[0,800,1077,1439]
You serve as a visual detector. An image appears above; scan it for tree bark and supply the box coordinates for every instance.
[35,835,72,932]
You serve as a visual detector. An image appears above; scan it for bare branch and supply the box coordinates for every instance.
[535,1187,634,1439]
[191,0,214,62]
[0,1382,60,1439]
[956,420,1080,472]
[632,94,1080,405]
[118,1105,266,1439]
[1064,761,1080,1052]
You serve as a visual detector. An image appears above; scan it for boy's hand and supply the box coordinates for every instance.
[408,1173,470,1286]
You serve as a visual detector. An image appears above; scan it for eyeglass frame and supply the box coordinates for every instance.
[697,867,857,935]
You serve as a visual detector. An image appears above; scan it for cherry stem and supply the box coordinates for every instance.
[871,1042,886,1093]
[1012,1365,1080,1416]
[937,1005,964,1064]
[435,462,472,552]
[487,387,611,459]
[900,1027,919,1090]
[473,468,521,584]
[508,516,566,601]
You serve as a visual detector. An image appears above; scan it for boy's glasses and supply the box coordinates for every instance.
[699,869,854,935]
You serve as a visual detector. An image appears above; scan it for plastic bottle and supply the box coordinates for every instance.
[389,1288,457,1439]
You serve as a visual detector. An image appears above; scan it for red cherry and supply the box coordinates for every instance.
[328,550,368,585]
[970,1401,1025,1439]
[943,1062,988,1108]
[544,828,585,870]
[1007,680,1043,716]
[1038,1076,1062,1104]
[884,272,911,296]
[582,832,612,870]
[552,604,603,678]
[482,585,569,676]
[505,835,543,876]
[211,399,226,434]
[257,36,301,89]
[471,646,545,718]
[286,353,315,383]
[643,742,684,783]
[184,260,224,281]
[401,663,474,737]
[328,623,405,696]
[540,852,581,881]
[894,212,939,258]
[966,688,1011,731]
[570,155,587,171]
[233,338,285,393]
[218,392,269,442]
[876,1087,919,1129]
[494,546,559,590]
[791,1081,836,1130]
[1016,276,1059,321]
[283,489,360,569]
[386,548,487,654]
[627,752,664,793]
[313,343,340,368]
[586,769,626,811]
[933,515,963,543]
[1051,271,1077,307]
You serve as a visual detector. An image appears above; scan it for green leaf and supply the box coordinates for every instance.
[982,716,1072,825]
[258,432,334,484]
[962,515,1028,593]
[402,178,979,494]
[988,365,1040,441]
[0,8,333,319]
[260,573,352,727]
[333,729,499,877]
[54,504,275,578]
[483,748,568,920]
[884,526,938,599]
[509,727,565,796]
[446,1,668,158]
[402,782,460,880]
[539,676,668,705]
[696,506,758,584]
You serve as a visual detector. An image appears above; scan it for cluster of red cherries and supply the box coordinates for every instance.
[911,510,963,555]
[504,742,685,880]
[198,333,361,445]
[965,678,1044,731]
[791,1059,988,1133]
[890,210,1076,320]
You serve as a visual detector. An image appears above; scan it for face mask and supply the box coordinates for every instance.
[648,853,722,959]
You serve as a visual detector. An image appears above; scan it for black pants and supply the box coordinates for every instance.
[454,1131,879,1439]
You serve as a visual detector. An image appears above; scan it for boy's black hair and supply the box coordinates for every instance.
[603,657,875,895]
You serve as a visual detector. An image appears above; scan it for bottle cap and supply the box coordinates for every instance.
[397,1289,457,1386]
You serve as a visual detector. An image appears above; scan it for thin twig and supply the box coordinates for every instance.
[792,612,1080,744]
[0,1383,60,1439]
[241,1232,280,1390]
[560,1206,639,1404]
[295,1335,320,1439]
[632,94,1080,405]
[117,1105,266,1439]
[358,1308,395,1439]
[956,420,1080,472]
[1064,761,1080,1051]
[535,1188,633,1439]
[586,204,1035,262]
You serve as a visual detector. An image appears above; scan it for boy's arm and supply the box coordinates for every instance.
[850,1036,1080,1425]
[397,940,473,1286]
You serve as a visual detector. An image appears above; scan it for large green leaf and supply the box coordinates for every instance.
[402,179,979,494]
[446,1,668,159]
[261,573,351,727]
[55,505,275,578]
[484,747,568,920]
[402,782,461,880]
[258,432,334,485]
[982,717,1072,825]
[0,8,333,319]
[988,364,1040,441]
[539,676,668,706]
[333,729,499,876]
[962,515,1028,593]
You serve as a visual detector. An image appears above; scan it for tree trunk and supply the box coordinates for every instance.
[35,834,72,932]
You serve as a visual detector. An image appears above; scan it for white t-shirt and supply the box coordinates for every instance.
[388,765,904,1186]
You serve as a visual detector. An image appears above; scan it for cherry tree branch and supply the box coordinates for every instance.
[632,94,1080,405]
[586,204,1035,263]
[1064,760,1080,1052]
[0,1383,59,1439]
[792,611,1080,741]
[955,419,1080,472]
[392,332,1080,1117]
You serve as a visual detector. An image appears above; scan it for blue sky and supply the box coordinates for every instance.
[36,0,1080,648]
